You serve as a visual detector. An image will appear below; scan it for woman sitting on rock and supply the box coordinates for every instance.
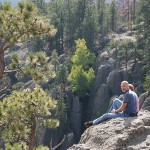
[84,81,139,128]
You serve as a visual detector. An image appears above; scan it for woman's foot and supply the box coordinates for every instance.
[84,121,93,128]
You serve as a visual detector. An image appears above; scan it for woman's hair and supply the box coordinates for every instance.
[129,84,135,91]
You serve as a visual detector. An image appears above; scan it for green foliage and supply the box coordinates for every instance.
[109,0,117,32]
[36,145,49,150]
[72,39,96,69]
[108,41,118,48]
[0,75,11,93]
[5,142,49,150]
[97,0,106,34]
[64,49,73,71]
[55,64,68,122]
[118,40,134,60]
[28,0,47,15]
[9,51,53,82]
[82,2,100,49]
[9,53,21,70]
[5,142,28,150]
[68,39,95,96]
[56,64,68,86]
[50,49,59,72]
[0,1,57,80]
[0,86,59,145]
[12,82,24,90]
[31,36,46,52]
[56,93,67,122]
[68,65,95,96]
[136,0,150,69]
[143,71,150,92]
[0,2,56,46]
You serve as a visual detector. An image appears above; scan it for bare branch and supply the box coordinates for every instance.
[52,135,66,150]
[0,85,8,92]
[4,69,19,73]
[4,67,24,74]
[0,94,6,100]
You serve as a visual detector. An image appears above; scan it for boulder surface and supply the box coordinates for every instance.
[68,110,150,150]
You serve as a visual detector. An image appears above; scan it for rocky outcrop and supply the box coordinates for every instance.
[1,29,147,150]
[142,96,150,111]
[94,65,112,92]
[35,30,147,150]
[132,62,145,85]
[107,70,122,96]
[59,54,66,64]
[68,110,150,150]
[88,84,110,119]
[42,92,82,147]
[70,96,82,142]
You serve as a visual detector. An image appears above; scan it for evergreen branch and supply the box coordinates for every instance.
[0,124,8,131]
[1,27,49,53]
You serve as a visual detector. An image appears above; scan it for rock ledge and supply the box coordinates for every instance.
[68,110,150,150]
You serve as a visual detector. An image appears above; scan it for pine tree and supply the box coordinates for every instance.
[50,49,59,73]
[47,0,65,54]
[68,39,95,96]
[56,64,68,121]
[28,0,47,15]
[118,40,134,70]
[0,2,57,80]
[82,2,99,49]
[137,0,150,70]
[97,0,105,35]
[0,86,58,150]
[109,0,117,32]
[8,51,53,83]
[143,71,150,94]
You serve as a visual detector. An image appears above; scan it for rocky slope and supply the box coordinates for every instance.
[2,25,149,150]
[68,110,150,150]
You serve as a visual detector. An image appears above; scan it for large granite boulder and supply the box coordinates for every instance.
[132,62,145,85]
[139,93,147,110]
[94,65,112,92]
[107,70,122,96]
[100,37,111,48]
[70,96,82,142]
[89,84,110,119]
[141,95,150,111]
[61,133,75,150]
[120,69,133,83]
[95,51,112,72]
[59,54,66,64]
[68,110,150,150]
[116,24,127,34]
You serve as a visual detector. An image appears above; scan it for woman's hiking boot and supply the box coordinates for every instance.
[84,121,93,128]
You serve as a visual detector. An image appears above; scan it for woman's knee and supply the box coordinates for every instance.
[113,98,121,104]
[102,113,112,119]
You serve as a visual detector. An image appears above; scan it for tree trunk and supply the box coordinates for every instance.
[134,46,137,65]
[29,114,36,150]
[115,47,118,69]
[0,50,5,80]
[127,0,130,21]
[133,0,136,22]
[125,47,128,70]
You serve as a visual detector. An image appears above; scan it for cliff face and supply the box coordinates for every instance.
[68,110,150,150]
